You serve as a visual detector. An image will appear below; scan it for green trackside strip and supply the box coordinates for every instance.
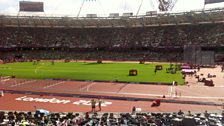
[0,62,184,85]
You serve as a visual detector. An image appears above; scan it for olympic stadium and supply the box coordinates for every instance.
[0,0,224,125]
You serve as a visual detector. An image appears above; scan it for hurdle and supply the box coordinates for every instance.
[0,76,11,84]
[0,90,3,97]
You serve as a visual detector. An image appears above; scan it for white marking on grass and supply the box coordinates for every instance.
[43,81,65,89]
[34,63,51,73]
[35,66,43,73]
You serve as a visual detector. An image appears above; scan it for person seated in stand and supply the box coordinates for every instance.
[197,66,200,72]
[204,110,209,118]
[132,106,136,115]
[178,109,184,115]
[207,73,211,78]
[187,110,192,116]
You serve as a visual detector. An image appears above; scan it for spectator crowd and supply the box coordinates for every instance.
[0,23,224,48]
[0,22,223,62]
[0,110,223,126]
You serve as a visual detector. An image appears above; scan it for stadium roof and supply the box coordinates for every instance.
[1,0,224,17]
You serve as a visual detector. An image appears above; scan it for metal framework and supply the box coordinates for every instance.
[158,0,178,11]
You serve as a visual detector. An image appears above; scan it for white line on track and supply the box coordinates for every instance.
[167,86,171,96]
[187,86,224,88]
[116,84,128,93]
[178,96,224,99]
[10,80,37,87]
[87,90,164,97]
[86,82,96,91]
[43,81,65,89]
[79,83,90,91]
[86,90,224,99]
[80,82,96,91]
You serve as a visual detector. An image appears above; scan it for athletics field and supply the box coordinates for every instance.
[0,61,184,85]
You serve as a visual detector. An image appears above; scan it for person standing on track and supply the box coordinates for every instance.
[98,99,102,111]
[91,99,96,112]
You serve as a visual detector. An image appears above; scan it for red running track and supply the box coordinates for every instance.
[0,79,223,112]
[0,93,221,113]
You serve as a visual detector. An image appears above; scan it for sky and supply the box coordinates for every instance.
[0,0,224,17]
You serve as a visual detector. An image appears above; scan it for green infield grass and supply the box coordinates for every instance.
[0,62,184,85]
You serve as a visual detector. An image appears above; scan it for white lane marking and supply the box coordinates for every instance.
[167,86,171,96]
[116,84,127,93]
[80,82,96,91]
[10,80,37,87]
[87,90,224,99]
[43,81,65,89]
